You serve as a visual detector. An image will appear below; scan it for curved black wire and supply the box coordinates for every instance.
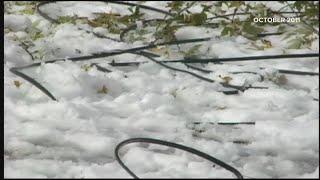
[9,67,58,101]
[115,138,243,179]
[36,1,59,23]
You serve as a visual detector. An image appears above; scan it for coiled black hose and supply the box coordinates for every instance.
[115,138,244,179]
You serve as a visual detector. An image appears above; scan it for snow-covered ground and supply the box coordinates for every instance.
[4,1,319,178]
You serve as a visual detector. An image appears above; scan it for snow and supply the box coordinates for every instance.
[4,1,319,179]
[4,14,32,32]
[38,1,113,20]
[4,37,33,66]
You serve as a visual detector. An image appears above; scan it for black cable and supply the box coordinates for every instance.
[91,63,112,73]
[38,37,212,64]
[9,62,111,101]
[143,54,215,83]
[192,122,255,125]
[36,1,59,23]
[13,50,314,100]
[207,11,303,21]
[16,1,319,101]
[9,38,211,67]
[9,67,58,101]
[120,18,166,42]
[109,61,142,66]
[182,53,319,63]
[37,1,298,65]
[277,69,319,76]
[37,1,172,23]
[143,54,268,91]
[256,32,284,37]
[107,59,319,76]
[118,17,281,43]
[36,1,296,44]
[9,37,212,100]
[19,42,35,61]
[106,53,319,65]
[115,60,317,93]
[184,63,214,73]
[8,39,59,101]
[8,3,318,178]
[115,138,243,179]
[37,1,169,44]
[184,63,263,77]
[105,1,173,16]
[182,64,319,83]
[37,1,123,43]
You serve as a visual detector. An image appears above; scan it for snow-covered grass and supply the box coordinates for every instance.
[4,1,319,178]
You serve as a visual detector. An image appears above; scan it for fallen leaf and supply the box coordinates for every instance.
[14,80,22,88]
[218,75,233,84]
[98,85,108,94]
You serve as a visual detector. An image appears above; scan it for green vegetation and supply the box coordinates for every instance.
[4,1,319,60]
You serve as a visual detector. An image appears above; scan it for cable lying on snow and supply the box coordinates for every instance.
[9,1,319,101]
[115,138,244,179]
[108,55,319,76]
[6,1,318,178]
[9,37,219,101]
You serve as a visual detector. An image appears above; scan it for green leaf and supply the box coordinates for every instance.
[183,44,202,58]
[57,15,78,24]
[229,1,244,8]
[242,22,264,37]
[201,4,212,13]
[30,31,44,41]
[282,32,296,40]
[287,38,303,49]
[31,20,41,29]
[293,1,304,12]
[189,13,207,26]
[20,7,35,15]
[14,80,22,88]
[221,26,235,36]
[15,1,34,6]
[97,85,108,94]
[166,1,184,12]
[277,25,286,33]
